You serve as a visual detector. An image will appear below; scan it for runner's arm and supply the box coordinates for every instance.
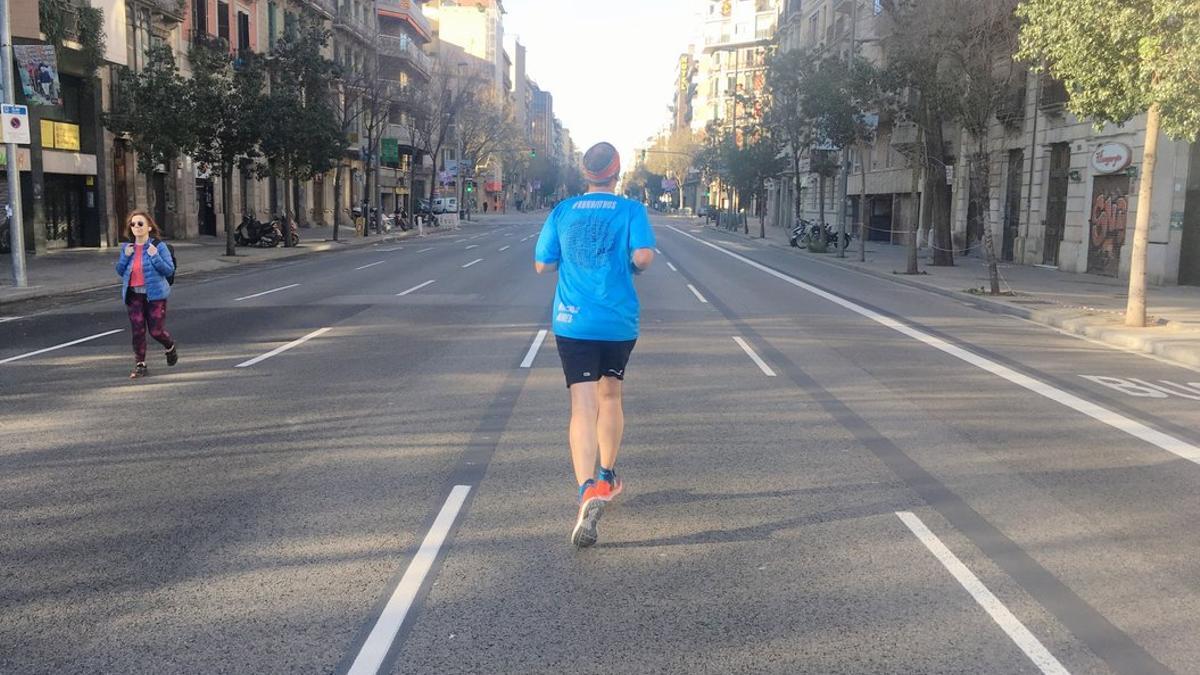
[631,248,655,273]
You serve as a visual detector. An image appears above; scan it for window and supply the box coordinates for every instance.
[237,11,250,51]
[267,1,277,49]
[217,2,230,41]
[193,0,208,34]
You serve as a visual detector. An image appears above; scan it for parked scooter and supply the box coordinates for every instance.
[236,215,276,247]
[788,218,815,247]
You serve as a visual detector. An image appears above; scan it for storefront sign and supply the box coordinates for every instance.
[1090,142,1132,174]
[1,104,31,144]
[39,120,81,151]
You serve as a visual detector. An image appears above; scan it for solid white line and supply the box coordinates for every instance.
[234,284,300,302]
[347,485,472,675]
[234,327,332,368]
[897,512,1069,675]
[499,245,511,252]
[733,336,776,376]
[0,316,24,324]
[379,246,404,252]
[417,247,434,253]
[355,261,386,271]
[520,329,548,368]
[0,329,123,365]
[686,284,708,304]
[397,280,436,296]
[465,244,479,250]
[667,225,1200,465]
[462,258,483,268]
[666,262,678,272]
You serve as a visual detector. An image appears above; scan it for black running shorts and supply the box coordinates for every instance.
[554,335,637,388]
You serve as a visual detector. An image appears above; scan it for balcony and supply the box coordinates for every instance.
[377,0,433,42]
[378,34,432,77]
[379,78,410,103]
[386,123,417,148]
[299,0,336,18]
[334,5,375,43]
[144,0,185,23]
[1039,77,1070,115]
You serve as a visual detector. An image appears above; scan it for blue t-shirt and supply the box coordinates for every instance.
[534,193,656,341]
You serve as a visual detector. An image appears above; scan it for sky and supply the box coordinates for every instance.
[500,0,699,170]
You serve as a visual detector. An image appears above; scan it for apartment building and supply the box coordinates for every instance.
[376,0,434,215]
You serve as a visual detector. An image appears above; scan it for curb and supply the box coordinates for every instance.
[0,230,412,307]
[706,221,1200,371]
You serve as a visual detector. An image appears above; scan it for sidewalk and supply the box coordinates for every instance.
[695,215,1200,369]
[0,223,420,307]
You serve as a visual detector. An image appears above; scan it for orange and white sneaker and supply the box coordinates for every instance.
[597,469,622,502]
[571,481,605,548]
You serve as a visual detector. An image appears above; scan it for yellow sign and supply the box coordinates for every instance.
[54,122,80,151]
[38,120,82,151]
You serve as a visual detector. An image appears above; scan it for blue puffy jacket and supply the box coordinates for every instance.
[116,240,175,302]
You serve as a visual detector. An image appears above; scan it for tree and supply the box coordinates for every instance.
[261,20,345,245]
[645,128,700,208]
[801,54,885,259]
[725,132,784,237]
[457,88,522,212]
[1017,0,1200,326]
[188,35,266,256]
[766,49,818,238]
[409,62,484,212]
[882,0,963,267]
[105,43,192,176]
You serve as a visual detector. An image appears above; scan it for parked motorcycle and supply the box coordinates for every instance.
[236,215,276,247]
[788,218,814,247]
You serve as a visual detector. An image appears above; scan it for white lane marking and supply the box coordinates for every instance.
[465,244,479,250]
[655,247,663,254]
[733,336,776,376]
[397,280,436,296]
[347,486,472,675]
[897,512,1069,675]
[686,284,708,304]
[0,316,25,324]
[666,262,678,272]
[520,329,548,368]
[234,284,300,302]
[379,246,405,252]
[234,327,332,368]
[417,247,434,253]
[462,258,483,268]
[499,245,511,252]
[667,225,1200,465]
[455,239,468,243]
[355,261,386,271]
[0,329,123,365]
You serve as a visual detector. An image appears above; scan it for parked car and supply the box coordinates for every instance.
[432,197,459,214]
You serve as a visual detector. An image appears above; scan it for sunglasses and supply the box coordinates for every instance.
[131,221,149,227]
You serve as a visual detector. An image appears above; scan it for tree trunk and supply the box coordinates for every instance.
[333,163,344,241]
[906,125,924,274]
[923,103,954,266]
[1126,102,1160,327]
[978,140,1001,295]
[792,153,804,226]
[817,174,826,230]
[222,167,236,257]
[858,142,868,262]
[759,187,765,239]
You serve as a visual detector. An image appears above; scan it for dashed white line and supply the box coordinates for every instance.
[234,327,332,368]
[897,512,1068,675]
[455,239,468,243]
[465,244,479,250]
[417,247,434,253]
[462,258,483,268]
[379,246,405,252]
[0,316,25,324]
[666,262,678,272]
[499,245,511,252]
[234,284,300,302]
[347,485,472,675]
[668,224,1200,465]
[0,329,124,365]
[732,336,776,376]
[520,329,548,368]
[655,247,663,254]
[397,280,436,296]
[686,284,708,304]
[355,261,386,271]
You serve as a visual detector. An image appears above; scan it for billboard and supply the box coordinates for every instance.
[14,45,63,107]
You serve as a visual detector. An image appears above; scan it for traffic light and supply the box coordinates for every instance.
[466,180,475,193]
[530,148,537,158]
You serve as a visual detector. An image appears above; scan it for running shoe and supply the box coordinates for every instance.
[165,344,178,367]
[130,362,148,379]
[597,469,623,501]
[571,482,605,548]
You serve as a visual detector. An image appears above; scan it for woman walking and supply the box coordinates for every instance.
[116,210,178,379]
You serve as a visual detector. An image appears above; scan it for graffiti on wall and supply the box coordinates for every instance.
[1087,176,1130,276]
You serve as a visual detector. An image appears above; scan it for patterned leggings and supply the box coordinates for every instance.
[126,294,173,363]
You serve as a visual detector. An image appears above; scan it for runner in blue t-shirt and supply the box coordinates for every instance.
[534,141,655,548]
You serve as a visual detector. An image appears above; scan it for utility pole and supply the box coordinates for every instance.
[1,0,28,286]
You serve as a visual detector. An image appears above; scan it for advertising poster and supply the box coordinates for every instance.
[14,45,63,107]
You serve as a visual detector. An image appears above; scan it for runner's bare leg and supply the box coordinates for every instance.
[597,376,624,471]
[568,382,600,485]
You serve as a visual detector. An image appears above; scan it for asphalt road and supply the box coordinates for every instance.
[2,212,1199,674]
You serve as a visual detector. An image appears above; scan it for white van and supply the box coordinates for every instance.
[432,197,459,214]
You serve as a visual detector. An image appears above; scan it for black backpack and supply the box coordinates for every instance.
[151,238,177,285]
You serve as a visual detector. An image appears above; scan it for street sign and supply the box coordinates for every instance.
[1,104,30,145]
